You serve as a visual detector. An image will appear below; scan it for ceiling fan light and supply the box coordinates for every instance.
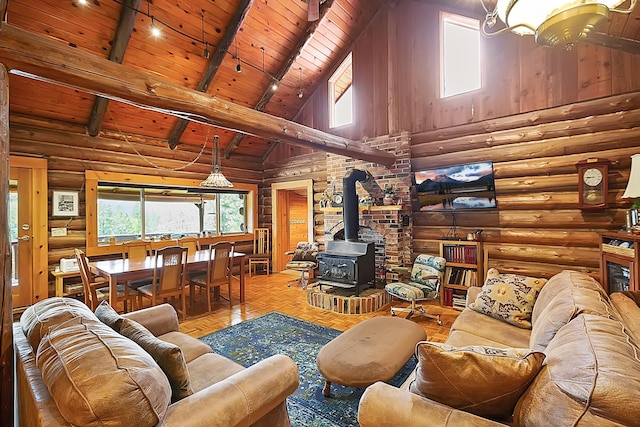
[493,0,634,48]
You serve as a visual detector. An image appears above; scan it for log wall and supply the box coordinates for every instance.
[277,2,640,280]
[8,115,264,294]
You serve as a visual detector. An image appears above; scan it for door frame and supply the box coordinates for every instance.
[10,155,48,307]
[271,179,314,272]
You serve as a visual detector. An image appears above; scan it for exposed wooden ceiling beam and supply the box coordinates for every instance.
[224,0,336,159]
[0,23,396,167]
[86,0,140,137]
[586,32,640,55]
[167,0,254,149]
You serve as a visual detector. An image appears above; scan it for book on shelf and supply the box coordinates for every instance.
[444,266,477,286]
[442,288,454,306]
[443,244,478,264]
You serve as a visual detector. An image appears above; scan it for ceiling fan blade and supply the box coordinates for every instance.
[308,0,320,21]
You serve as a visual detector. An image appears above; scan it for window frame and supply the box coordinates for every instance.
[85,171,258,257]
[328,52,354,129]
[439,11,482,99]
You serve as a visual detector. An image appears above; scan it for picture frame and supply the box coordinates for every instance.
[52,191,79,217]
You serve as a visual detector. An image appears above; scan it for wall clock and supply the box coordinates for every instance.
[332,192,344,207]
[576,159,609,210]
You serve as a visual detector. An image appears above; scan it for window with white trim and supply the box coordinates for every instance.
[440,12,481,98]
[329,53,353,128]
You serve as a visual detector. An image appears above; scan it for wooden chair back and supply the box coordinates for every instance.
[152,246,188,296]
[253,228,270,255]
[178,237,200,255]
[123,240,152,261]
[207,241,234,285]
[74,248,100,310]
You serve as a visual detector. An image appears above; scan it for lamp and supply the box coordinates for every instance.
[482,0,637,49]
[200,133,233,188]
[623,154,640,230]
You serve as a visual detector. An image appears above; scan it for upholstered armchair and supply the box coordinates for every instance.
[285,242,319,289]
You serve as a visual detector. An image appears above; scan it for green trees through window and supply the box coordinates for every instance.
[97,184,246,242]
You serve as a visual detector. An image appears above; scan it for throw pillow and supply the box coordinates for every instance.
[119,318,194,402]
[409,342,545,419]
[469,268,547,329]
[95,300,125,332]
[37,316,170,427]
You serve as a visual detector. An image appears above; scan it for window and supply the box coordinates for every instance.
[440,12,481,98]
[329,53,353,128]
[96,183,247,243]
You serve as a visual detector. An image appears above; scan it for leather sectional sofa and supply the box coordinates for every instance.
[358,270,640,426]
[14,298,300,426]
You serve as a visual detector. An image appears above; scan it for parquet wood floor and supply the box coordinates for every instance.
[178,272,459,343]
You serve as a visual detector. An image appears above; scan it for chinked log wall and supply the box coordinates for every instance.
[411,92,640,280]
[262,152,327,241]
[9,114,263,291]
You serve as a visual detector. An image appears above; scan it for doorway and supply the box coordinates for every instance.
[271,180,314,272]
[10,156,48,308]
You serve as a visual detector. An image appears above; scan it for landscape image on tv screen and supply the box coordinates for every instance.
[413,161,497,211]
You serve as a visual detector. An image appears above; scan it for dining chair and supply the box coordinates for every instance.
[189,241,234,313]
[135,246,189,320]
[74,248,132,312]
[178,236,200,255]
[123,240,152,261]
[247,228,271,276]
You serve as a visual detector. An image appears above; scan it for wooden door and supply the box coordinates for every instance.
[9,156,48,308]
[271,180,314,272]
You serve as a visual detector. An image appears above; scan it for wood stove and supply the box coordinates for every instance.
[317,169,376,296]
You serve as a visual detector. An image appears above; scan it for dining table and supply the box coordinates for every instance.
[90,249,247,309]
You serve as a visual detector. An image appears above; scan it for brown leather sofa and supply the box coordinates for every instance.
[14,298,300,427]
[358,270,640,426]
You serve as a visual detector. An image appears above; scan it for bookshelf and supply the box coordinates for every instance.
[438,240,483,310]
[600,231,640,294]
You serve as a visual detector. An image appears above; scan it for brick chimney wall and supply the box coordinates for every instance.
[321,131,413,272]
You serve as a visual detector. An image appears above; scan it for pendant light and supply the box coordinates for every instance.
[200,132,233,188]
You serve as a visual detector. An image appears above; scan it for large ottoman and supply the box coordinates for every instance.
[316,317,427,397]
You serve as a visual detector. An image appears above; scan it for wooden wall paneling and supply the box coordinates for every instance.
[412,3,439,132]
[518,39,549,112]
[0,62,13,427]
[577,44,613,101]
[387,4,399,134]
[547,45,579,106]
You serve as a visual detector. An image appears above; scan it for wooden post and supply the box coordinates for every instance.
[0,62,13,427]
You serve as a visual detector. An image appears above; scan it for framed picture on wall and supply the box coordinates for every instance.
[52,191,79,217]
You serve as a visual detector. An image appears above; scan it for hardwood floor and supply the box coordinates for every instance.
[178,272,460,343]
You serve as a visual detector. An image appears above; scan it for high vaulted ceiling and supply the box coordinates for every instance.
[4,0,383,162]
[5,0,640,165]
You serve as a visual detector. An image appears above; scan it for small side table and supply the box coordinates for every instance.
[51,270,83,297]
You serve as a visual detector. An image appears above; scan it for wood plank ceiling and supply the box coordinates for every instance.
[4,0,383,162]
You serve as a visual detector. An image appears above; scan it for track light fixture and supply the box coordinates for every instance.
[148,1,160,37]
[297,67,304,99]
[235,40,241,73]
[201,11,210,58]
[271,81,279,91]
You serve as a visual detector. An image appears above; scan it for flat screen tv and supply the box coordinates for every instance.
[412,161,497,211]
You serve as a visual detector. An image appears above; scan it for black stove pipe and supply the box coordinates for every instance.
[343,169,370,242]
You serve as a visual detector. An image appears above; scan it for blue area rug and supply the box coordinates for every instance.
[199,312,416,427]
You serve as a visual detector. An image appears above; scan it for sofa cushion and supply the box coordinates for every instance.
[515,314,640,426]
[186,352,245,393]
[36,316,171,427]
[469,268,547,329]
[532,270,606,325]
[120,318,194,402]
[20,297,97,350]
[157,331,214,363]
[530,287,615,352]
[95,300,125,332]
[449,308,531,348]
[409,342,545,419]
[610,292,640,348]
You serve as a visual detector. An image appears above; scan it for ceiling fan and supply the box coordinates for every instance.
[301,0,326,21]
